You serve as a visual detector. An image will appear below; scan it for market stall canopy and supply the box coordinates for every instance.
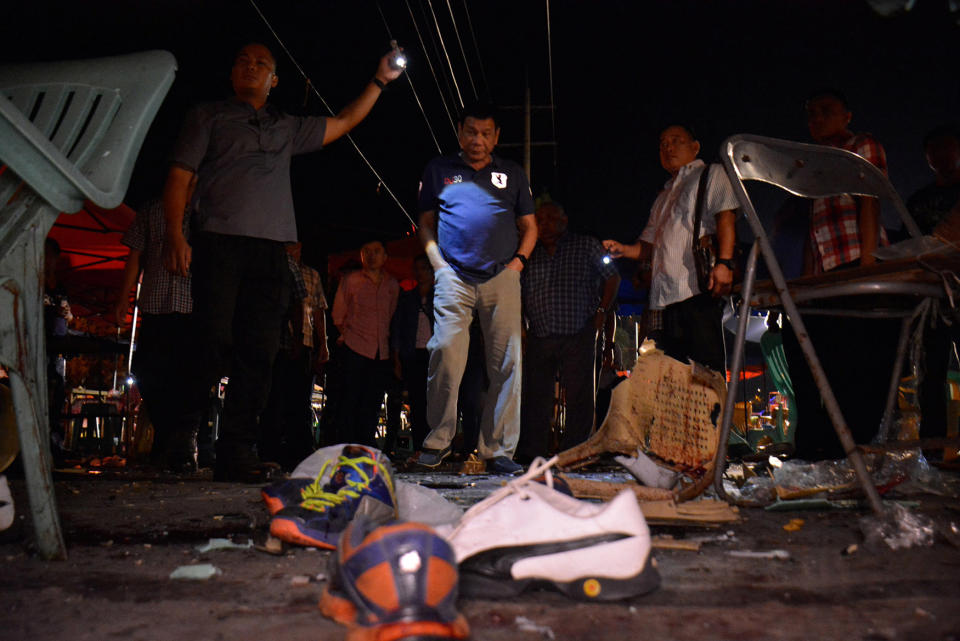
[47,201,134,331]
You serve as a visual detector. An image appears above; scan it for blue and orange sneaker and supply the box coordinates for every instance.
[261,477,314,515]
[269,445,398,549]
[319,517,470,641]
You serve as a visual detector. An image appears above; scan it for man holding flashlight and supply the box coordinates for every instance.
[415,102,537,474]
[518,202,620,461]
[603,124,737,373]
[161,42,403,483]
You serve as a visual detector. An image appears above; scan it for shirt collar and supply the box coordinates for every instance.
[664,158,705,189]
[454,152,500,171]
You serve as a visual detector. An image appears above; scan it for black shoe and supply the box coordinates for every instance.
[415,446,452,468]
[485,456,523,475]
[214,446,283,483]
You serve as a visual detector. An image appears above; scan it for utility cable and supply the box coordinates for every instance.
[545,0,559,173]
[425,0,465,109]
[409,0,458,139]
[460,0,489,98]
[247,0,416,228]
[376,1,443,154]
[445,0,477,99]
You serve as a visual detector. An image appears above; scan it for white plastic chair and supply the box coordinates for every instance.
[0,50,176,558]
[712,134,934,515]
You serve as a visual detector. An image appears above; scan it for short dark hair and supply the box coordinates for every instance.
[235,42,277,70]
[660,123,698,142]
[459,101,500,129]
[923,124,960,149]
[805,88,850,111]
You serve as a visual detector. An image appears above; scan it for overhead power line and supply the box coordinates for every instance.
[425,0,465,109]
[247,0,415,228]
[376,1,443,154]
[445,0,477,100]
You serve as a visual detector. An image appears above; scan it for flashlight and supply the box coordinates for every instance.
[602,255,613,265]
[388,40,407,71]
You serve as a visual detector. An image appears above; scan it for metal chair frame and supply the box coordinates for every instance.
[711,134,949,515]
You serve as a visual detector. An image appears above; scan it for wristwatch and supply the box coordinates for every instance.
[513,253,528,267]
[715,257,735,270]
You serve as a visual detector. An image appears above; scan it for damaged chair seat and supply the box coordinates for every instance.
[0,50,176,558]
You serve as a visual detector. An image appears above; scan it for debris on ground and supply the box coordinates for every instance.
[515,616,556,640]
[782,518,805,532]
[169,563,222,580]
[727,549,791,560]
[194,537,253,553]
[860,502,936,550]
[651,535,701,551]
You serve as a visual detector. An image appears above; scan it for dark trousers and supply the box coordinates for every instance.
[332,344,390,447]
[456,332,488,455]
[259,347,316,470]
[652,293,726,373]
[134,313,200,454]
[783,315,900,460]
[190,232,291,463]
[519,328,597,460]
[400,348,431,452]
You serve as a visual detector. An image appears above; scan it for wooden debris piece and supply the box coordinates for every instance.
[652,535,701,551]
[563,477,740,524]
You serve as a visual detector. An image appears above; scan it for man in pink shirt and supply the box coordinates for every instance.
[331,239,399,446]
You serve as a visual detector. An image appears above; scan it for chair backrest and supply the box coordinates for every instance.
[721,134,922,239]
[0,50,177,214]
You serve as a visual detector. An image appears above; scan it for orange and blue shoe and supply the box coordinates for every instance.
[269,445,398,549]
[319,516,470,641]
[261,477,314,515]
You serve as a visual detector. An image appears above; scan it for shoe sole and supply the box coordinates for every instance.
[458,554,660,602]
[416,450,451,469]
[269,517,337,550]
[321,586,470,641]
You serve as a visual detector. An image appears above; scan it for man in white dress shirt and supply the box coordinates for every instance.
[604,124,738,372]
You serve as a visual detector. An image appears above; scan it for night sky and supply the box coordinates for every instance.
[3,0,958,271]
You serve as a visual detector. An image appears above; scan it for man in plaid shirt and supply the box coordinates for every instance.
[260,242,328,469]
[115,195,201,471]
[805,89,888,273]
[783,90,898,459]
[519,202,620,461]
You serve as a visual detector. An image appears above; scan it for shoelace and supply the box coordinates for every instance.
[299,455,394,513]
[447,455,559,538]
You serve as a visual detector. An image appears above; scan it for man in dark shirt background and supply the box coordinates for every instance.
[519,202,620,462]
[161,42,403,482]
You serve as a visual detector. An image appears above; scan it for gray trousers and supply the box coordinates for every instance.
[423,265,522,459]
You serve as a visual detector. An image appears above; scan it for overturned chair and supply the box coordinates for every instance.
[713,134,956,515]
[0,51,176,558]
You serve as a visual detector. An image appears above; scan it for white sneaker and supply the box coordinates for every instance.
[436,457,660,601]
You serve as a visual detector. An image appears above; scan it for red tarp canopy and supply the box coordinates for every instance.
[327,234,423,293]
[47,201,134,334]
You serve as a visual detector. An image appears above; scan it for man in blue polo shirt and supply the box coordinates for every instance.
[415,102,537,474]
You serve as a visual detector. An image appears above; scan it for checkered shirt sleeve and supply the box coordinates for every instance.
[121,200,193,314]
[522,233,618,337]
[809,133,888,273]
[300,265,327,348]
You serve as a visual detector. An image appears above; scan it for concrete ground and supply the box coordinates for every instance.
[2,464,960,641]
